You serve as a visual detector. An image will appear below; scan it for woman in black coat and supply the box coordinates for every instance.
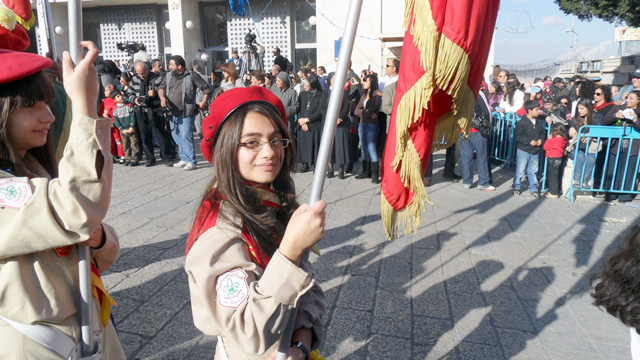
[296,75,326,172]
[325,73,352,179]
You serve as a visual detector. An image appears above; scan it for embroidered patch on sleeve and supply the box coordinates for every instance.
[0,179,33,209]
[216,268,249,309]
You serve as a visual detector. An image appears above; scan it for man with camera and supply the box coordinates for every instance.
[160,55,211,171]
[126,62,175,166]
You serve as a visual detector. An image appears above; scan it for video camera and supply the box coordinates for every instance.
[116,41,140,56]
[244,30,257,47]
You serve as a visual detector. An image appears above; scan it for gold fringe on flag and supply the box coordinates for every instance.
[382,0,478,239]
[14,11,34,30]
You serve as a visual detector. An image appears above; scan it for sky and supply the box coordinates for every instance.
[494,0,621,66]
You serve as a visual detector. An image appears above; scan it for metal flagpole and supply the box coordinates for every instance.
[275,0,363,358]
[38,0,57,60]
[68,0,95,356]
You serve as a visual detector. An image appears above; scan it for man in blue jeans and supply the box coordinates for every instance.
[160,55,211,171]
[513,100,546,198]
[460,91,495,191]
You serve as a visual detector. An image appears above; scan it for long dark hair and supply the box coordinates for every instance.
[504,81,518,106]
[591,225,640,333]
[0,72,57,177]
[194,102,298,257]
[576,98,594,126]
[364,73,378,97]
[221,62,239,83]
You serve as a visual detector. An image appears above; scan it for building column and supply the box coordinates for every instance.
[167,0,202,66]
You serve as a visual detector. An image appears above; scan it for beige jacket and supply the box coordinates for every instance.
[0,114,124,359]
[185,201,325,360]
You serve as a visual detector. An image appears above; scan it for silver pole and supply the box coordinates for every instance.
[275,1,363,358]
[38,0,57,60]
[68,0,94,356]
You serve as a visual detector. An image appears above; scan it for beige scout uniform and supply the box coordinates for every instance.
[185,201,325,360]
[0,114,125,359]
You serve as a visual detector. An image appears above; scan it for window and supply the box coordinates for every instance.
[592,60,601,71]
[579,62,589,72]
[293,0,316,69]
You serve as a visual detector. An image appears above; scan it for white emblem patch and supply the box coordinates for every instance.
[0,180,33,209]
[216,269,249,309]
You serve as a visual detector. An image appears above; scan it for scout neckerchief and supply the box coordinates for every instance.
[185,183,281,269]
[23,154,117,327]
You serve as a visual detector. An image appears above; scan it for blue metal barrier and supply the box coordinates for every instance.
[490,112,550,189]
[566,125,640,201]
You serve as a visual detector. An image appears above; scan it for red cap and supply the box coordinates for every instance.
[201,86,287,164]
[0,49,53,84]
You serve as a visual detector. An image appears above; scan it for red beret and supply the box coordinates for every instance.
[0,49,52,84]
[201,86,287,164]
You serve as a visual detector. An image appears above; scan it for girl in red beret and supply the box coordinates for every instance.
[185,86,326,359]
[0,42,125,358]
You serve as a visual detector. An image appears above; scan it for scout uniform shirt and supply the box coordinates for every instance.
[0,114,125,359]
[185,188,325,360]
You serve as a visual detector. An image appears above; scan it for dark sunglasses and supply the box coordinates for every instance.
[560,102,568,105]
[594,92,603,96]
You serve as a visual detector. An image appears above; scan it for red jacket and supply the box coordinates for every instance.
[543,136,567,158]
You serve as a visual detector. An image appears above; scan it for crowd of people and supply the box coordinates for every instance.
[462,65,640,204]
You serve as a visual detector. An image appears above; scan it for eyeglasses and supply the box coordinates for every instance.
[385,64,394,68]
[560,102,568,105]
[594,92,602,96]
[238,138,290,152]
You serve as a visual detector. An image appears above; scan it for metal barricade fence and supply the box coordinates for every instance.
[490,112,550,188]
[566,125,640,201]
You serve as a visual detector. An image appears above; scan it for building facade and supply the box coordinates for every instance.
[33,0,405,78]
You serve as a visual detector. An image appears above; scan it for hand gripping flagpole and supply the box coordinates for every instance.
[68,0,96,356]
[275,0,363,358]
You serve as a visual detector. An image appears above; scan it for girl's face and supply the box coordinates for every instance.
[120,77,128,87]
[236,112,285,184]
[543,102,554,111]
[6,101,55,158]
[577,104,588,118]
[490,84,497,94]
[223,70,230,81]
[627,93,639,109]
[362,77,370,90]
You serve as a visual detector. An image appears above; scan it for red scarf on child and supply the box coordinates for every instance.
[185,184,282,269]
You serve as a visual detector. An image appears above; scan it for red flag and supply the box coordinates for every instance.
[381,0,499,239]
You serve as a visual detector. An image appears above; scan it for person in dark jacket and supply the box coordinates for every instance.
[325,73,352,179]
[513,100,546,197]
[354,73,382,183]
[296,75,326,172]
[601,91,640,203]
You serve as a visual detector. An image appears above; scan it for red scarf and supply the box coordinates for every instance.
[594,101,615,112]
[185,184,282,269]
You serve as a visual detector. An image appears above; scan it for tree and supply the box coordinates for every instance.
[554,0,640,27]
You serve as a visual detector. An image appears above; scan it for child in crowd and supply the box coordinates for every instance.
[112,89,140,166]
[541,94,568,126]
[100,84,125,164]
[543,123,568,198]
[513,100,546,198]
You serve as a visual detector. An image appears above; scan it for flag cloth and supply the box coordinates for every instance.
[229,0,246,16]
[380,0,499,239]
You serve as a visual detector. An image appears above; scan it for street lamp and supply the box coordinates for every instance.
[565,16,578,60]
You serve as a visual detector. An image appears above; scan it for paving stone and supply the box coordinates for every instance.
[372,290,411,338]
[484,285,535,332]
[366,335,411,359]
[336,275,376,311]
[379,256,411,292]
[456,342,505,360]
[322,307,372,359]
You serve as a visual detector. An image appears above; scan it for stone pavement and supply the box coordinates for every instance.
[103,149,639,359]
